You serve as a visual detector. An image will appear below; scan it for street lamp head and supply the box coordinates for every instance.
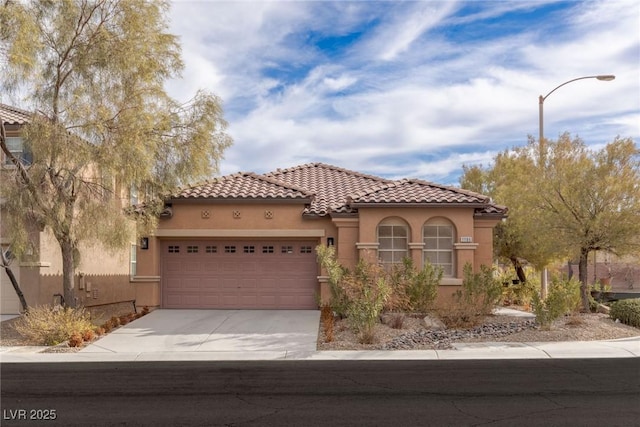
[596,75,615,81]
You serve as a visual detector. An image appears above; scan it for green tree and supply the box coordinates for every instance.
[0,0,232,307]
[461,134,640,311]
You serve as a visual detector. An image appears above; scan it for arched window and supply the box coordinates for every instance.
[377,218,409,266]
[423,219,455,276]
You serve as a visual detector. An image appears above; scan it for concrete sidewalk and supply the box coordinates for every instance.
[2,307,639,363]
[2,337,639,363]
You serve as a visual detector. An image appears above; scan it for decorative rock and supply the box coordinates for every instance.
[423,315,446,331]
[382,319,537,351]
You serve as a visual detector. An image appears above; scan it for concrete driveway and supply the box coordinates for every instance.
[81,310,320,359]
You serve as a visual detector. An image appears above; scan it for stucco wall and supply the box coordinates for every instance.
[355,206,497,280]
[135,201,337,308]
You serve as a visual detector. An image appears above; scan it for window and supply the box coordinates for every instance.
[130,244,137,277]
[3,137,32,165]
[243,245,255,253]
[300,246,313,254]
[224,246,236,253]
[168,245,180,253]
[423,221,455,276]
[263,246,274,254]
[281,245,293,254]
[187,245,199,253]
[129,185,139,206]
[205,246,217,253]
[377,220,408,265]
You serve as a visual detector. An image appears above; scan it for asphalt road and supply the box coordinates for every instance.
[1,359,639,426]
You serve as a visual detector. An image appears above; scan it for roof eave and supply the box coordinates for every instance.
[169,197,313,204]
[349,202,489,208]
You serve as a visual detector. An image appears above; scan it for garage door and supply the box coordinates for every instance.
[161,240,319,309]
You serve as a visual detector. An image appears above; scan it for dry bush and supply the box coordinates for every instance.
[565,315,585,327]
[442,264,503,328]
[82,329,96,342]
[68,332,84,348]
[436,302,480,329]
[14,305,94,346]
[320,304,335,343]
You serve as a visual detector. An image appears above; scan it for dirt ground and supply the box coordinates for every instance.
[0,302,138,347]
[317,311,640,351]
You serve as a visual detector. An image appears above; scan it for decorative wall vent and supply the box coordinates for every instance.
[232,210,241,219]
[264,210,274,219]
[201,210,211,219]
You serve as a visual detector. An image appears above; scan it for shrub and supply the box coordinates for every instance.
[609,299,640,328]
[532,275,581,330]
[498,267,540,307]
[14,305,94,346]
[342,260,391,343]
[68,332,84,348]
[316,245,349,318]
[83,329,96,342]
[443,263,502,328]
[387,258,441,313]
[320,304,335,343]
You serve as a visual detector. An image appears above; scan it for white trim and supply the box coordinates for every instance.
[409,242,425,249]
[356,242,380,249]
[454,243,479,250]
[155,229,326,238]
[440,278,463,286]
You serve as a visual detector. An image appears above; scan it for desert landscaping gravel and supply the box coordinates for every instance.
[317,311,640,351]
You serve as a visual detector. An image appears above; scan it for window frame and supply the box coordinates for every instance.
[130,243,137,278]
[377,220,409,266]
[423,221,455,277]
[3,136,32,166]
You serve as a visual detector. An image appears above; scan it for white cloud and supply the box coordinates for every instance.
[166,0,640,182]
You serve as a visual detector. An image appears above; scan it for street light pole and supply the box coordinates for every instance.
[537,74,615,297]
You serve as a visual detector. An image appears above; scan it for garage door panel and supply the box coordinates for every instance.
[162,239,318,309]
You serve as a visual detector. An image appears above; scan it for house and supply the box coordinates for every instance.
[133,163,507,310]
[0,103,136,314]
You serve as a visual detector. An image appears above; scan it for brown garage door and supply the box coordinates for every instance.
[161,240,319,309]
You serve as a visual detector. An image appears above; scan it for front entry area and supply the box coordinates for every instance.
[161,240,319,309]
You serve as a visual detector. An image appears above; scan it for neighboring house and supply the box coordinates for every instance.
[0,104,136,314]
[134,163,507,310]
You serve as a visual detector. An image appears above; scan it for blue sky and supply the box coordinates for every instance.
[166,0,639,185]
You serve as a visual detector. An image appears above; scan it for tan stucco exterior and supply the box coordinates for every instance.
[134,198,501,310]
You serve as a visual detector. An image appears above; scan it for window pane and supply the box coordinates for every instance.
[392,237,407,249]
[439,226,453,237]
[378,226,392,237]
[423,226,437,238]
[379,238,393,250]
[393,226,407,237]
[438,238,453,249]
[393,250,408,263]
[438,251,452,264]
[377,251,391,263]
[442,265,453,276]
[424,252,437,264]
[424,237,436,249]
[5,137,22,151]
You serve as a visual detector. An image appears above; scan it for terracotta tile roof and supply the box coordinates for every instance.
[0,104,31,125]
[475,203,508,216]
[172,172,314,201]
[265,162,390,215]
[170,163,506,218]
[348,178,490,205]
